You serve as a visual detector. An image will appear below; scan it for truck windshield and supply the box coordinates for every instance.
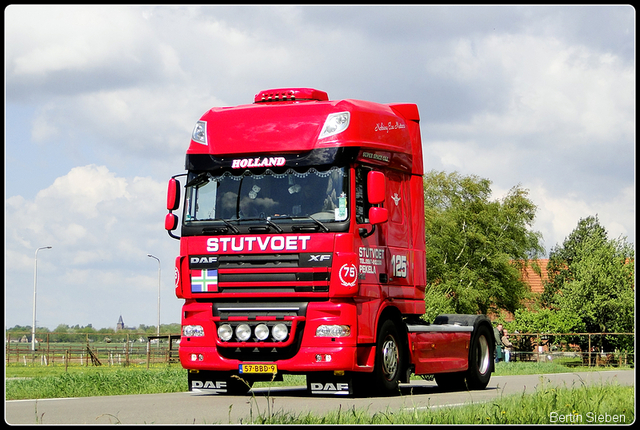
[185,166,348,225]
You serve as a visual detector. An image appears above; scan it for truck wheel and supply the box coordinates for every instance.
[465,324,492,390]
[371,319,403,396]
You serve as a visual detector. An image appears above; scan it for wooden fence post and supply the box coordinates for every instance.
[125,334,130,366]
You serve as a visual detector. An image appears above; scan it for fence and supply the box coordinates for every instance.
[498,332,634,367]
[5,331,634,368]
[5,332,180,369]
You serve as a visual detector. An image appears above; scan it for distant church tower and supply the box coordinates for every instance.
[116,315,125,331]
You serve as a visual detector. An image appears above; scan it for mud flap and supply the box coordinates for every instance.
[188,370,252,394]
[307,372,354,396]
[189,370,230,393]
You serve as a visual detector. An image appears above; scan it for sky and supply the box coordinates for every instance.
[4,5,635,331]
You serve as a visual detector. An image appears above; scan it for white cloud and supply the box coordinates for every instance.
[5,165,163,262]
[7,6,148,77]
[38,165,129,217]
[530,183,635,251]
[428,33,634,145]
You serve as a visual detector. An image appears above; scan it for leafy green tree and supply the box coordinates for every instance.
[543,216,634,352]
[507,305,585,352]
[423,171,544,317]
[541,215,608,305]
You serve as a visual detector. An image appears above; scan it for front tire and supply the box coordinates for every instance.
[371,319,404,396]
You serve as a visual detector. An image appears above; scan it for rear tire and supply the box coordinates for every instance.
[465,324,493,390]
[435,323,493,391]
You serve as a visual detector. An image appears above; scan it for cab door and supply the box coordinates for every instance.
[384,171,414,300]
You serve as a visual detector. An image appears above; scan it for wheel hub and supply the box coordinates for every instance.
[381,336,399,380]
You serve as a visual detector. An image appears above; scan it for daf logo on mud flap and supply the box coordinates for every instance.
[191,380,227,391]
[310,382,350,394]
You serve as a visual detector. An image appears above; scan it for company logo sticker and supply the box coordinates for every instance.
[391,193,401,206]
[231,157,286,169]
[338,263,357,287]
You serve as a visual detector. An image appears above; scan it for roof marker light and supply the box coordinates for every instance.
[319,112,350,140]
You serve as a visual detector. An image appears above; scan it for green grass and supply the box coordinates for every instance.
[243,382,633,424]
[492,359,624,376]
[6,365,187,400]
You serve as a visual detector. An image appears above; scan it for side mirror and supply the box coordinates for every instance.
[167,178,181,211]
[367,171,385,205]
[165,213,179,231]
[369,207,388,225]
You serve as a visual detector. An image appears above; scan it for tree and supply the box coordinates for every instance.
[508,304,585,353]
[543,215,634,352]
[541,215,608,305]
[423,171,544,317]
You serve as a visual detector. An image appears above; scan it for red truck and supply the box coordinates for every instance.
[165,88,494,396]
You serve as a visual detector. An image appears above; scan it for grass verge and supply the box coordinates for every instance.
[241,382,634,424]
[6,366,187,400]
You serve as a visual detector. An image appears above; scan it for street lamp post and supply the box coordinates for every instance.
[147,254,161,337]
[32,246,52,352]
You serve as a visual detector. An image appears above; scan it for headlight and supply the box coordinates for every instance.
[182,325,205,337]
[192,120,207,145]
[319,112,350,139]
[254,324,270,341]
[217,324,233,341]
[272,323,289,341]
[316,325,351,337]
[235,324,251,341]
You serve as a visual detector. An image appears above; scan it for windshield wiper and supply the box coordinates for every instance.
[270,215,330,232]
[308,215,330,232]
[216,219,240,234]
[201,219,239,234]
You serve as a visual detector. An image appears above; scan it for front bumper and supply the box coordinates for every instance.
[179,343,361,373]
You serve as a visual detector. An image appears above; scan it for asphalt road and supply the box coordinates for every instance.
[5,369,634,424]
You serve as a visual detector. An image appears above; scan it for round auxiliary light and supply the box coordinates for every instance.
[272,323,289,342]
[235,324,252,341]
[217,324,233,342]
[255,324,270,341]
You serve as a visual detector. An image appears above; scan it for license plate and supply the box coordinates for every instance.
[239,363,277,374]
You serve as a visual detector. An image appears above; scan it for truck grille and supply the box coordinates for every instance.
[215,253,331,293]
